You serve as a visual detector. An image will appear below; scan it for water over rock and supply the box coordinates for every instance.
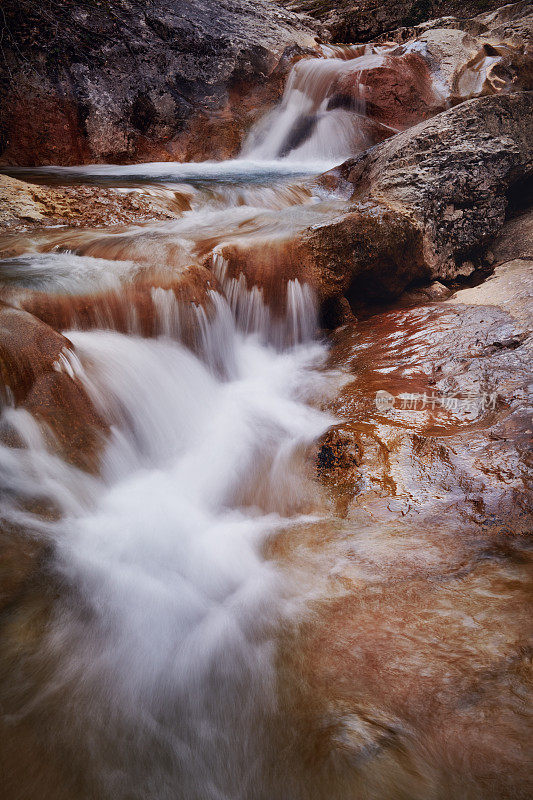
[0,175,182,229]
[316,207,533,520]
[0,303,108,471]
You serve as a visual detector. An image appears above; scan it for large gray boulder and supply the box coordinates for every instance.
[335,92,533,280]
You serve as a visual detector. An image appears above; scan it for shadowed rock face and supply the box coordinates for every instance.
[276,0,523,43]
[0,0,317,165]
[216,201,427,308]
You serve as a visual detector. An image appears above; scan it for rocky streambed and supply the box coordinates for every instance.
[0,2,532,799]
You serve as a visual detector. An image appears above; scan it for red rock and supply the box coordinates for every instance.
[0,303,108,472]
[334,51,443,130]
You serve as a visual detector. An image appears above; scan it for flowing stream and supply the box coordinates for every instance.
[0,73,351,793]
[1,45,531,800]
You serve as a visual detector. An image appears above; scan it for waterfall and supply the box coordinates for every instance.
[0,264,336,799]
[242,46,387,162]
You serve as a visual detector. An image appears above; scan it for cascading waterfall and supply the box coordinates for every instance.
[2,16,531,800]
[0,40,385,800]
[242,45,389,162]
[0,259,336,798]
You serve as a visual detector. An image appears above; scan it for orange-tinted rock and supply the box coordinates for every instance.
[0,303,72,402]
[2,265,219,338]
[216,203,426,312]
[24,372,107,474]
[335,51,443,130]
[0,303,108,471]
[0,0,316,166]
[0,175,181,230]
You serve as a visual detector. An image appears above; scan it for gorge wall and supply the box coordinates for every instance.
[0,0,317,165]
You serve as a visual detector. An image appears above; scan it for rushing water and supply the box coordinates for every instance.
[242,44,396,162]
[0,148,344,798]
[1,281,335,799]
[1,45,531,800]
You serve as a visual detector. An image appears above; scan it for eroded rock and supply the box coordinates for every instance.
[0,0,317,165]
[0,303,108,471]
[0,175,182,230]
[335,92,533,281]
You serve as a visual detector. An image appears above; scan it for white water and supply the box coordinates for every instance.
[242,47,387,162]
[0,44,372,798]
[0,274,336,798]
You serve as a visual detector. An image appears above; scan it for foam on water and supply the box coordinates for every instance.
[0,278,336,799]
[242,48,386,162]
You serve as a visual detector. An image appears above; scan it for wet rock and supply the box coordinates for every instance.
[335,92,533,282]
[217,201,426,308]
[0,303,108,471]
[0,175,181,229]
[0,0,316,165]
[0,303,73,402]
[401,280,453,303]
[321,14,532,133]
[0,523,48,613]
[2,264,220,343]
[286,209,532,793]
[319,208,532,520]
[25,372,108,474]
[332,50,444,131]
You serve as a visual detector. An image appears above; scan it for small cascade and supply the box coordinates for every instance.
[0,259,335,799]
[212,251,317,349]
[242,45,389,162]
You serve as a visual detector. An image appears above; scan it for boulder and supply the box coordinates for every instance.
[326,20,532,132]
[332,50,445,130]
[334,92,533,281]
[0,303,108,471]
[0,0,316,165]
[316,207,533,518]
[215,201,426,310]
[219,93,531,314]
[0,175,183,229]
